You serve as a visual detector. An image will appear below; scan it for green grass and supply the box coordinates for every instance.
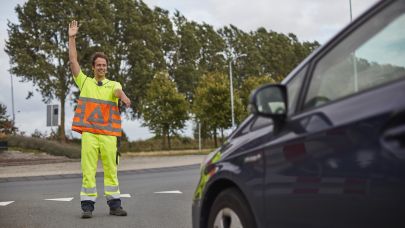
[3,135,215,158]
[125,148,213,157]
[6,135,81,159]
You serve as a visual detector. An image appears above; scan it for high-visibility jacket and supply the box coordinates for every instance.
[72,70,122,137]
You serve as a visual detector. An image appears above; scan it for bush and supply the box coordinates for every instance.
[6,135,80,159]
[3,134,216,157]
[119,136,217,152]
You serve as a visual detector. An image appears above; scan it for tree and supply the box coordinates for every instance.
[141,71,189,149]
[194,23,226,73]
[0,103,17,135]
[193,72,243,147]
[217,25,251,87]
[5,0,80,141]
[170,12,202,101]
[111,1,176,117]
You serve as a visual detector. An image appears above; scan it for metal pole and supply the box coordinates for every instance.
[198,122,201,151]
[349,0,358,92]
[10,74,15,123]
[229,60,235,129]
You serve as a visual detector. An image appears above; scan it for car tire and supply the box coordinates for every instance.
[207,188,256,228]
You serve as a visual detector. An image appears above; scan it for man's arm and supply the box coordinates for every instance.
[114,89,131,108]
[68,20,80,77]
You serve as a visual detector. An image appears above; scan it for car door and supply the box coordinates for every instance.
[264,1,405,227]
[219,114,274,227]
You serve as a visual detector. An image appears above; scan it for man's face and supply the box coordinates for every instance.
[92,57,107,77]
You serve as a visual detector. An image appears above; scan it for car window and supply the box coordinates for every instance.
[232,115,255,138]
[286,65,307,115]
[240,121,252,135]
[250,116,272,131]
[304,2,405,110]
[233,115,272,137]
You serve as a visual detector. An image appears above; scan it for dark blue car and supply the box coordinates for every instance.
[192,0,405,227]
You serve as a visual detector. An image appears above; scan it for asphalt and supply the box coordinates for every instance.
[0,154,205,182]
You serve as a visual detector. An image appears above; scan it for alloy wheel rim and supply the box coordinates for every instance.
[213,207,243,228]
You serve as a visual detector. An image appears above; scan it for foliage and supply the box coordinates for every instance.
[120,136,216,152]
[193,72,243,146]
[5,0,80,141]
[141,71,189,149]
[0,103,17,135]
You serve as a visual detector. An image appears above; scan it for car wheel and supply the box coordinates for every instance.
[207,188,256,228]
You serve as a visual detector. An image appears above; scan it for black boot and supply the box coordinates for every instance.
[108,199,127,216]
[110,207,127,216]
[81,211,92,219]
[81,200,95,219]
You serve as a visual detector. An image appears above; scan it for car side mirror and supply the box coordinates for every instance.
[248,84,288,120]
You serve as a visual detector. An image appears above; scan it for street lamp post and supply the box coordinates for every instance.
[10,74,15,123]
[349,0,358,92]
[229,54,246,130]
[228,60,235,129]
[215,52,247,130]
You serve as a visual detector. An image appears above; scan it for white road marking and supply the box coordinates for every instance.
[120,194,131,198]
[154,190,182,194]
[44,197,74,202]
[0,201,14,206]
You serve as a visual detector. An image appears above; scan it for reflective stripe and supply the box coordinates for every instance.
[105,186,119,192]
[73,122,122,133]
[111,119,121,124]
[87,106,104,123]
[81,186,98,202]
[81,187,97,194]
[80,195,97,202]
[111,110,120,116]
[105,186,120,201]
[106,194,121,201]
[80,97,117,106]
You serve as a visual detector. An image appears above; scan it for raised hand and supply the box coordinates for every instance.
[69,20,78,37]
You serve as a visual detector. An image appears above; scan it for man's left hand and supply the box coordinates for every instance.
[122,97,131,108]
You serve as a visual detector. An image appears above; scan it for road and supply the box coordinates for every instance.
[0,165,201,228]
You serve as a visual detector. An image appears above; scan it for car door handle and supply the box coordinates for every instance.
[244,153,262,163]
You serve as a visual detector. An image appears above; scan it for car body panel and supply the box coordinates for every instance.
[264,79,405,227]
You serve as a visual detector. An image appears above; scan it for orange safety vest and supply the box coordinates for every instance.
[72,97,122,136]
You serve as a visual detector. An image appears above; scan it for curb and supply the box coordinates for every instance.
[0,164,200,183]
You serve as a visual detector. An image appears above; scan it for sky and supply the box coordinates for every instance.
[0,0,380,141]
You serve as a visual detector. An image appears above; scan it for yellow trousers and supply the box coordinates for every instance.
[80,132,120,202]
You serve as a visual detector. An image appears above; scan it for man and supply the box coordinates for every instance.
[68,20,131,219]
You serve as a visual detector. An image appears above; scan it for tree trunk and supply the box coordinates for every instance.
[167,132,171,150]
[214,128,217,147]
[162,131,167,150]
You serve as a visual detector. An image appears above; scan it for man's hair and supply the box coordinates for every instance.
[91,52,109,66]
